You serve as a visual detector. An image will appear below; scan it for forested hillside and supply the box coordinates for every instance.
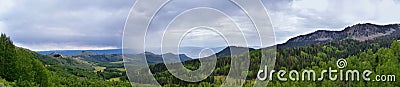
[139,37,400,87]
[0,34,130,87]
[0,34,50,86]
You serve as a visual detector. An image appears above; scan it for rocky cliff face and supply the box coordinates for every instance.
[280,23,400,48]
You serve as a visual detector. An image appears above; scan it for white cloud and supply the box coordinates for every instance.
[0,0,15,15]
[292,0,328,12]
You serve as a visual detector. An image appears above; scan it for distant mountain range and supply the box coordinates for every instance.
[280,23,400,48]
[37,49,122,55]
[137,52,193,64]
[39,46,255,64]
[215,46,255,57]
[175,46,226,58]
[37,23,400,64]
[36,46,227,57]
[43,50,195,64]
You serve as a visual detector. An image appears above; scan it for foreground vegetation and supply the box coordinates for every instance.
[0,34,130,87]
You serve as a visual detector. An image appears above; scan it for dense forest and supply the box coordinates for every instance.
[135,37,400,87]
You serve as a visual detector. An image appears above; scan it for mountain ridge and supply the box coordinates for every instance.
[279,23,400,48]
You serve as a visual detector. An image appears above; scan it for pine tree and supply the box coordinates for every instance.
[0,33,17,81]
[0,34,50,86]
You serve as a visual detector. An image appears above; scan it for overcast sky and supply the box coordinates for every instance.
[0,0,400,51]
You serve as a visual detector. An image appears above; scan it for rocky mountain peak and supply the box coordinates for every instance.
[281,23,400,48]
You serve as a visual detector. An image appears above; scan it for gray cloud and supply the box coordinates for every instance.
[1,0,400,51]
[125,0,268,54]
[0,0,134,51]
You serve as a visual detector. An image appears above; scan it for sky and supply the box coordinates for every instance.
[0,0,400,51]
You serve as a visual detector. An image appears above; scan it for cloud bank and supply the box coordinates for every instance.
[0,0,400,51]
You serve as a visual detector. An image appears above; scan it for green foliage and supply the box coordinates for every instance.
[0,34,130,87]
[0,34,51,86]
[0,77,15,86]
[97,62,124,68]
[144,40,400,86]
[266,41,400,86]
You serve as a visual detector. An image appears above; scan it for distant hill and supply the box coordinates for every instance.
[175,46,226,58]
[39,49,194,64]
[37,47,226,64]
[37,49,122,55]
[133,46,255,64]
[133,52,193,64]
[68,51,123,63]
[36,46,227,58]
[215,46,255,57]
[280,23,400,48]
